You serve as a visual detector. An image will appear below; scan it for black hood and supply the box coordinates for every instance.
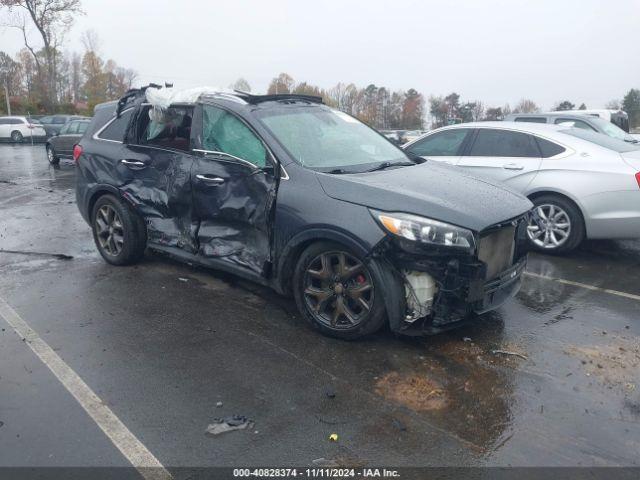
[316,162,532,232]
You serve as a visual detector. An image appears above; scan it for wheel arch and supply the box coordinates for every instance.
[526,189,588,241]
[274,228,372,295]
[87,185,123,222]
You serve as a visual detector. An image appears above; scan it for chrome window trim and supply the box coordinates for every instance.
[193,149,289,180]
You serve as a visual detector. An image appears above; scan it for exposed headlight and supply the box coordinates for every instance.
[371,210,475,251]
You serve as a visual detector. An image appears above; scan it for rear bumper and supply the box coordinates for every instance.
[583,191,640,239]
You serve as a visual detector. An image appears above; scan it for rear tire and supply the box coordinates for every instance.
[527,194,585,254]
[46,145,59,165]
[91,194,147,266]
[11,131,23,143]
[293,241,387,339]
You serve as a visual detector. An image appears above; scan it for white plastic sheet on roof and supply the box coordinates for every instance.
[145,86,232,109]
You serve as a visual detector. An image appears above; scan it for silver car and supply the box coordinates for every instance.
[403,122,640,253]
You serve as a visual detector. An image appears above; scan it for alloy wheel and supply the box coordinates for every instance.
[303,251,374,330]
[527,204,571,249]
[11,131,23,142]
[47,147,55,163]
[95,205,124,256]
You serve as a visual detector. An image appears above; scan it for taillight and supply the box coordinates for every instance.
[636,172,640,189]
[73,144,83,164]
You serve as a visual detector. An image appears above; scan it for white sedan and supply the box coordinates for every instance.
[403,122,640,253]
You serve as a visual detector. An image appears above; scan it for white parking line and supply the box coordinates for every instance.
[524,271,640,302]
[0,297,172,480]
[0,192,33,207]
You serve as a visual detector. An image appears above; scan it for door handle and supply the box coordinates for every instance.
[120,159,147,169]
[196,174,225,186]
[502,163,524,170]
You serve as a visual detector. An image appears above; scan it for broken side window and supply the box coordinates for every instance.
[140,106,193,152]
[99,109,134,142]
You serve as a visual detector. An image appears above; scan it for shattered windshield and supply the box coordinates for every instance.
[257,105,410,172]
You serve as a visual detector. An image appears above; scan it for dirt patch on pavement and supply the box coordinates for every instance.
[375,371,447,411]
[565,334,640,389]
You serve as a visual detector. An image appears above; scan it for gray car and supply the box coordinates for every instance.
[45,119,91,164]
[504,112,638,144]
[403,122,640,253]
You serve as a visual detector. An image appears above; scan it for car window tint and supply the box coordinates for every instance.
[202,105,266,167]
[69,122,81,134]
[9,118,23,125]
[554,118,595,131]
[77,122,89,134]
[39,116,52,124]
[0,118,8,125]
[98,109,133,142]
[407,129,468,156]
[53,116,67,124]
[515,117,548,123]
[468,129,539,157]
[534,137,566,158]
[142,106,193,151]
[59,123,71,134]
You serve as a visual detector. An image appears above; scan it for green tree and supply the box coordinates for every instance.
[554,100,575,111]
[622,88,640,129]
[578,103,587,110]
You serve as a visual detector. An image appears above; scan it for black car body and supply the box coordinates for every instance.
[75,86,532,338]
[46,118,91,164]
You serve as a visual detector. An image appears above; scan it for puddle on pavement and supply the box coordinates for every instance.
[371,321,521,450]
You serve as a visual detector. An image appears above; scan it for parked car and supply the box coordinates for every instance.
[504,112,637,143]
[403,122,640,253]
[0,116,48,143]
[39,114,88,137]
[75,86,532,339]
[45,118,91,164]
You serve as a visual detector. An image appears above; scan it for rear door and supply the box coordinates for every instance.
[55,121,78,155]
[457,128,542,191]
[403,128,471,165]
[117,104,200,253]
[191,103,278,276]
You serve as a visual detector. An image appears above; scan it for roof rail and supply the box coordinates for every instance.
[115,83,163,117]
[232,90,323,105]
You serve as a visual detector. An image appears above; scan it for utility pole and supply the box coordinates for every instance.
[3,81,10,115]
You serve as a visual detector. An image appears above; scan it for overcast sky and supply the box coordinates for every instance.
[1,0,638,109]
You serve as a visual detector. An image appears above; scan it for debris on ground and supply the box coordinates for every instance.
[491,349,528,360]
[0,250,73,261]
[205,415,253,436]
[0,421,4,428]
[375,372,447,411]
[216,401,223,408]
[566,335,640,387]
[324,387,336,399]
[312,458,339,467]
[329,433,339,442]
[178,277,189,282]
[462,337,472,342]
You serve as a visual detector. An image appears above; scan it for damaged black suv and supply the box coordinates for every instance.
[75,85,532,339]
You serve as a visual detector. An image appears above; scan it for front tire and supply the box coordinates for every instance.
[293,241,387,339]
[11,131,24,143]
[91,194,147,266]
[526,194,585,254]
[46,145,59,165]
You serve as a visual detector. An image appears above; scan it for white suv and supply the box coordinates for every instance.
[0,116,48,143]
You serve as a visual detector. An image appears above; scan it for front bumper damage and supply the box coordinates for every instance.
[375,215,529,336]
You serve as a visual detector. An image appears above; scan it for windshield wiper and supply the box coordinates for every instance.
[362,161,416,173]
[624,138,639,144]
[327,168,350,174]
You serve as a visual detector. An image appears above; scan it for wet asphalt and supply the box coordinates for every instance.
[0,145,639,471]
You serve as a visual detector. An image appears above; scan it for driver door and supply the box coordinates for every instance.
[191,104,278,277]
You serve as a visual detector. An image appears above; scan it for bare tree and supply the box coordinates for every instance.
[1,0,83,106]
[513,98,539,114]
[605,99,621,110]
[230,77,251,92]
